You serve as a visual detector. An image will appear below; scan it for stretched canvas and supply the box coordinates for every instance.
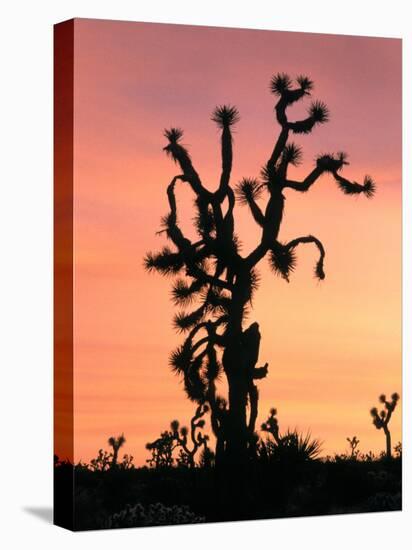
[54,18,402,531]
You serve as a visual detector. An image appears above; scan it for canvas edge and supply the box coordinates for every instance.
[53,18,75,532]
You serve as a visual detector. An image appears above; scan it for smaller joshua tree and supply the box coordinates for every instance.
[120,453,135,470]
[89,436,134,471]
[146,427,177,468]
[394,441,402,459]
[346,436,360,459]
[108,434,126,469]
[172,403,212,468]
[261,407,281,444]
[370,393,400,458]
[90,449,113,472]
[146,405,213,468]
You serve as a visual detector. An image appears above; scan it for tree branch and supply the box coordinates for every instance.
[187,263,233,291]
[283,166,324,191]
[163,128,211,198]
[267,127,289,169]
[333,172,376,198]
[211,105,239,198]
[286,235,326,280]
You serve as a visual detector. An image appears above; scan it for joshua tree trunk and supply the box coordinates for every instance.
[226,370,249,464]
[223,284,249,465]
[112,448,118,467]
[384,427,391,459]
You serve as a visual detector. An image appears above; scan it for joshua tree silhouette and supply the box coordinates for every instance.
[346,436,360,459]
[261,407,281,444]
[172,403,211,468]
[145,72,375,467]
[146,426,177,468]
[90,448,112,472]
[370,393,399,458]
[108,434,126,469]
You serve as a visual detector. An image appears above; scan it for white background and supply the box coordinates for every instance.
[0,0,410,548]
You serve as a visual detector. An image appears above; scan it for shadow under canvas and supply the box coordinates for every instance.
[23,507,53,524]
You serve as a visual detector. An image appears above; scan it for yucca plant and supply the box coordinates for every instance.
[370,392,400,458]
[261,408,322,463]
[145,73,375,468]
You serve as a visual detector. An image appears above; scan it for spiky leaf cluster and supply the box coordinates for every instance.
[144,247,184,275]
[335,174,376,198]
[164,127,183,143]
[289,101,329,134]
[282,143,303,166]
[296,75,314,93]
[211,105,240,128]
[309,100,329,124]
[270,73,292,95]
[268,246,296,282]
[316,152,348,173]
[361,176,376,198]
[171,279,206,306]
[173,306,205,333]
[169,343,193,374]
[235,178,263,205]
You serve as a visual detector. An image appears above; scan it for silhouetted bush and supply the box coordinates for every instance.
[104,502,205,528]
[145,405,214,468]
[54,441,401,530]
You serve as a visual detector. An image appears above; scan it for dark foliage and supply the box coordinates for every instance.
[145,405,214,468]
[211,105,240,128]
[55,448,401,529]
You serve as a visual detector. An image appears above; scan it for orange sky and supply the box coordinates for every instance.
[69,19,401,465]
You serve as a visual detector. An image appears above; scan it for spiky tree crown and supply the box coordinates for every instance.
[164,127,183,143]
[108,434,126,450]
[211,105,240,128]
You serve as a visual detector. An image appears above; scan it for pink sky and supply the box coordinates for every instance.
[67,19,401,465]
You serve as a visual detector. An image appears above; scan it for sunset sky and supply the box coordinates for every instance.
[68,19,401,465]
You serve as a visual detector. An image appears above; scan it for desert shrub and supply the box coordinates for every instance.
[261,429,322,464]
[104,502,205,528]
